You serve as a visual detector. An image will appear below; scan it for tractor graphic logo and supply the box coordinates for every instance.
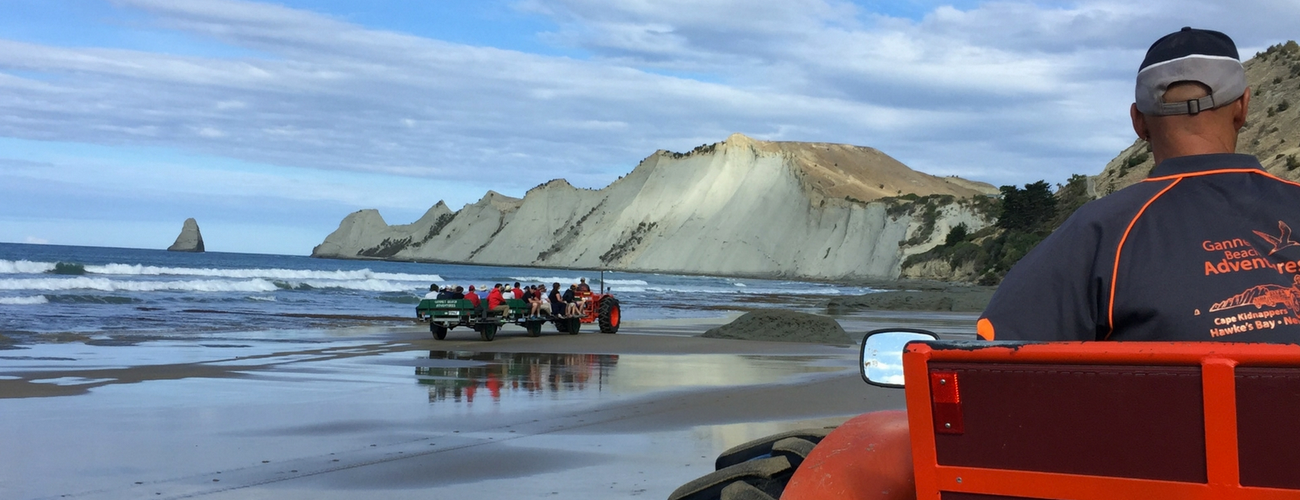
[1254,221,1300,256]
[1209,275,1300,317]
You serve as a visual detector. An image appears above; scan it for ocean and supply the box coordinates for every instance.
[0,242,876,344]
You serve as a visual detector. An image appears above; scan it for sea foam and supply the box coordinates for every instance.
[0,260,57,274]
[0,260,441,282]
[0,295,48,305]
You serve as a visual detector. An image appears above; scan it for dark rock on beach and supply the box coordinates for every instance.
[703,310,851,345]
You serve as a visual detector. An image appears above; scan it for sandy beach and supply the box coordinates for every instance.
[0,310,977,499]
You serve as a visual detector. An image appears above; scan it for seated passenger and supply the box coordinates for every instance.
[465,285,482,314]
[424,284,439,300]
[512,282,525,299]
[549,283,566,317]
[451,286,465,300]
[536,287,552,317]
[487,284,510,318]
[562,285,581,316]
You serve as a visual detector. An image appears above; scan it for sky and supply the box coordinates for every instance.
[0,0,1296,255]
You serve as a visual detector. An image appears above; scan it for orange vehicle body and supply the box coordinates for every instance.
[577,291,618,325]
[788,341,1300,500]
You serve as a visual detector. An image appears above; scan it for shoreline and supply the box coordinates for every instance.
[0,316,916,499]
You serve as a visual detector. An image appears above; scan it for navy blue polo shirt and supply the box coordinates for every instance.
[979,154,1300,341]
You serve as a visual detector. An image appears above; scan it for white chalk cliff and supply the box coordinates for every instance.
[167,218,205,253]
[312,134,998,280]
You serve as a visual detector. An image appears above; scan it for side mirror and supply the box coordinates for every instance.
[860,329,939,388]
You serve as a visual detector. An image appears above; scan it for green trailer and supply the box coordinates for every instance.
[415,298,582,341]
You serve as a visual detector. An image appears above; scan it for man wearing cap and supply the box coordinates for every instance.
[977,27,1300,343]
[776,28,1300,500]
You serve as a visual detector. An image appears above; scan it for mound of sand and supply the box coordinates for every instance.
[825,287,994,314]
[702,310,851,345]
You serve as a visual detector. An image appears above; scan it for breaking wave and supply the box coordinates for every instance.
[0,260,441,283]
[510,276,589,284]
[0,295,48,305]
[0,260,56,274]
[0,277,282,293]
[0,277,418,294]
[84,263,442,282]
[604,279,650,286]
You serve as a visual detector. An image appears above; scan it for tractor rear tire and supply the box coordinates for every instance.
[567,317,581,334]
[668,428,833,500]
[555,318,570,333]
[714,428,832,470]
[598,297,621,333]
[431,323,448,340]
[667,455,794,500]
[479,323,498,341]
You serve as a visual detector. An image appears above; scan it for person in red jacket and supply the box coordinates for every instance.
[465,284,481,314]
[487,284,510,318]
[512,282,524,299]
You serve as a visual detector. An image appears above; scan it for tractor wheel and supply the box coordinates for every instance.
[554,318,570,333]
[667,428,832,500]
[567,317,581,335]
[667,455,794,500]
[526,320,541,337]
[431,323,448,340]
[480,323,498,341]
[598,296,621,333]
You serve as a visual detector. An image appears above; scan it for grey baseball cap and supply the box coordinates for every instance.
[1135,27,1246,116]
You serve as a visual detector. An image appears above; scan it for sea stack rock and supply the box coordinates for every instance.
[167,218,205,252]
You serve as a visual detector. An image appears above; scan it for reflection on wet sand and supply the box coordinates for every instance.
[415,351,620,403]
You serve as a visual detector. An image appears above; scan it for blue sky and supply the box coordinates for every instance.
[0,0,1294,255]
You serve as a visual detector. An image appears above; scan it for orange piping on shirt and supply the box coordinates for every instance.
[1145,168,1300,189]
[976,318,995,340]
[1105,178,1182,340]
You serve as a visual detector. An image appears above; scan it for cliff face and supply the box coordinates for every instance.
[167,218,205,252]
[1098,41,1300,194]
[312,133,998,280]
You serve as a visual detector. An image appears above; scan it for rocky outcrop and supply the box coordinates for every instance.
[312,133,998,280]
[1097,41,1300,194]
[167,218,205,252]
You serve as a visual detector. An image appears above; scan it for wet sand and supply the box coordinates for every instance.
[0,311,976,499]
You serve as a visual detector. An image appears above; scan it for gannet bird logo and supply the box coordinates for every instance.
[1254,221,1300,256]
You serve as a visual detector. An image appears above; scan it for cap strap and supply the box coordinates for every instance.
[1155,94,1217,116]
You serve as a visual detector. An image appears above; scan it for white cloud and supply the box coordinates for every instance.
[0,0,1296,205]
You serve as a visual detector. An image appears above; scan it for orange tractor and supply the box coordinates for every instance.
[567,289,621,334]
[671,332,1300,500]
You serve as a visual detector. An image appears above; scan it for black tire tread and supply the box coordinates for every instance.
[666,455,792,500]
[770,437,818,468]
[720,481,777,500]
[713,427,833,470]
[598,296,620,333]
